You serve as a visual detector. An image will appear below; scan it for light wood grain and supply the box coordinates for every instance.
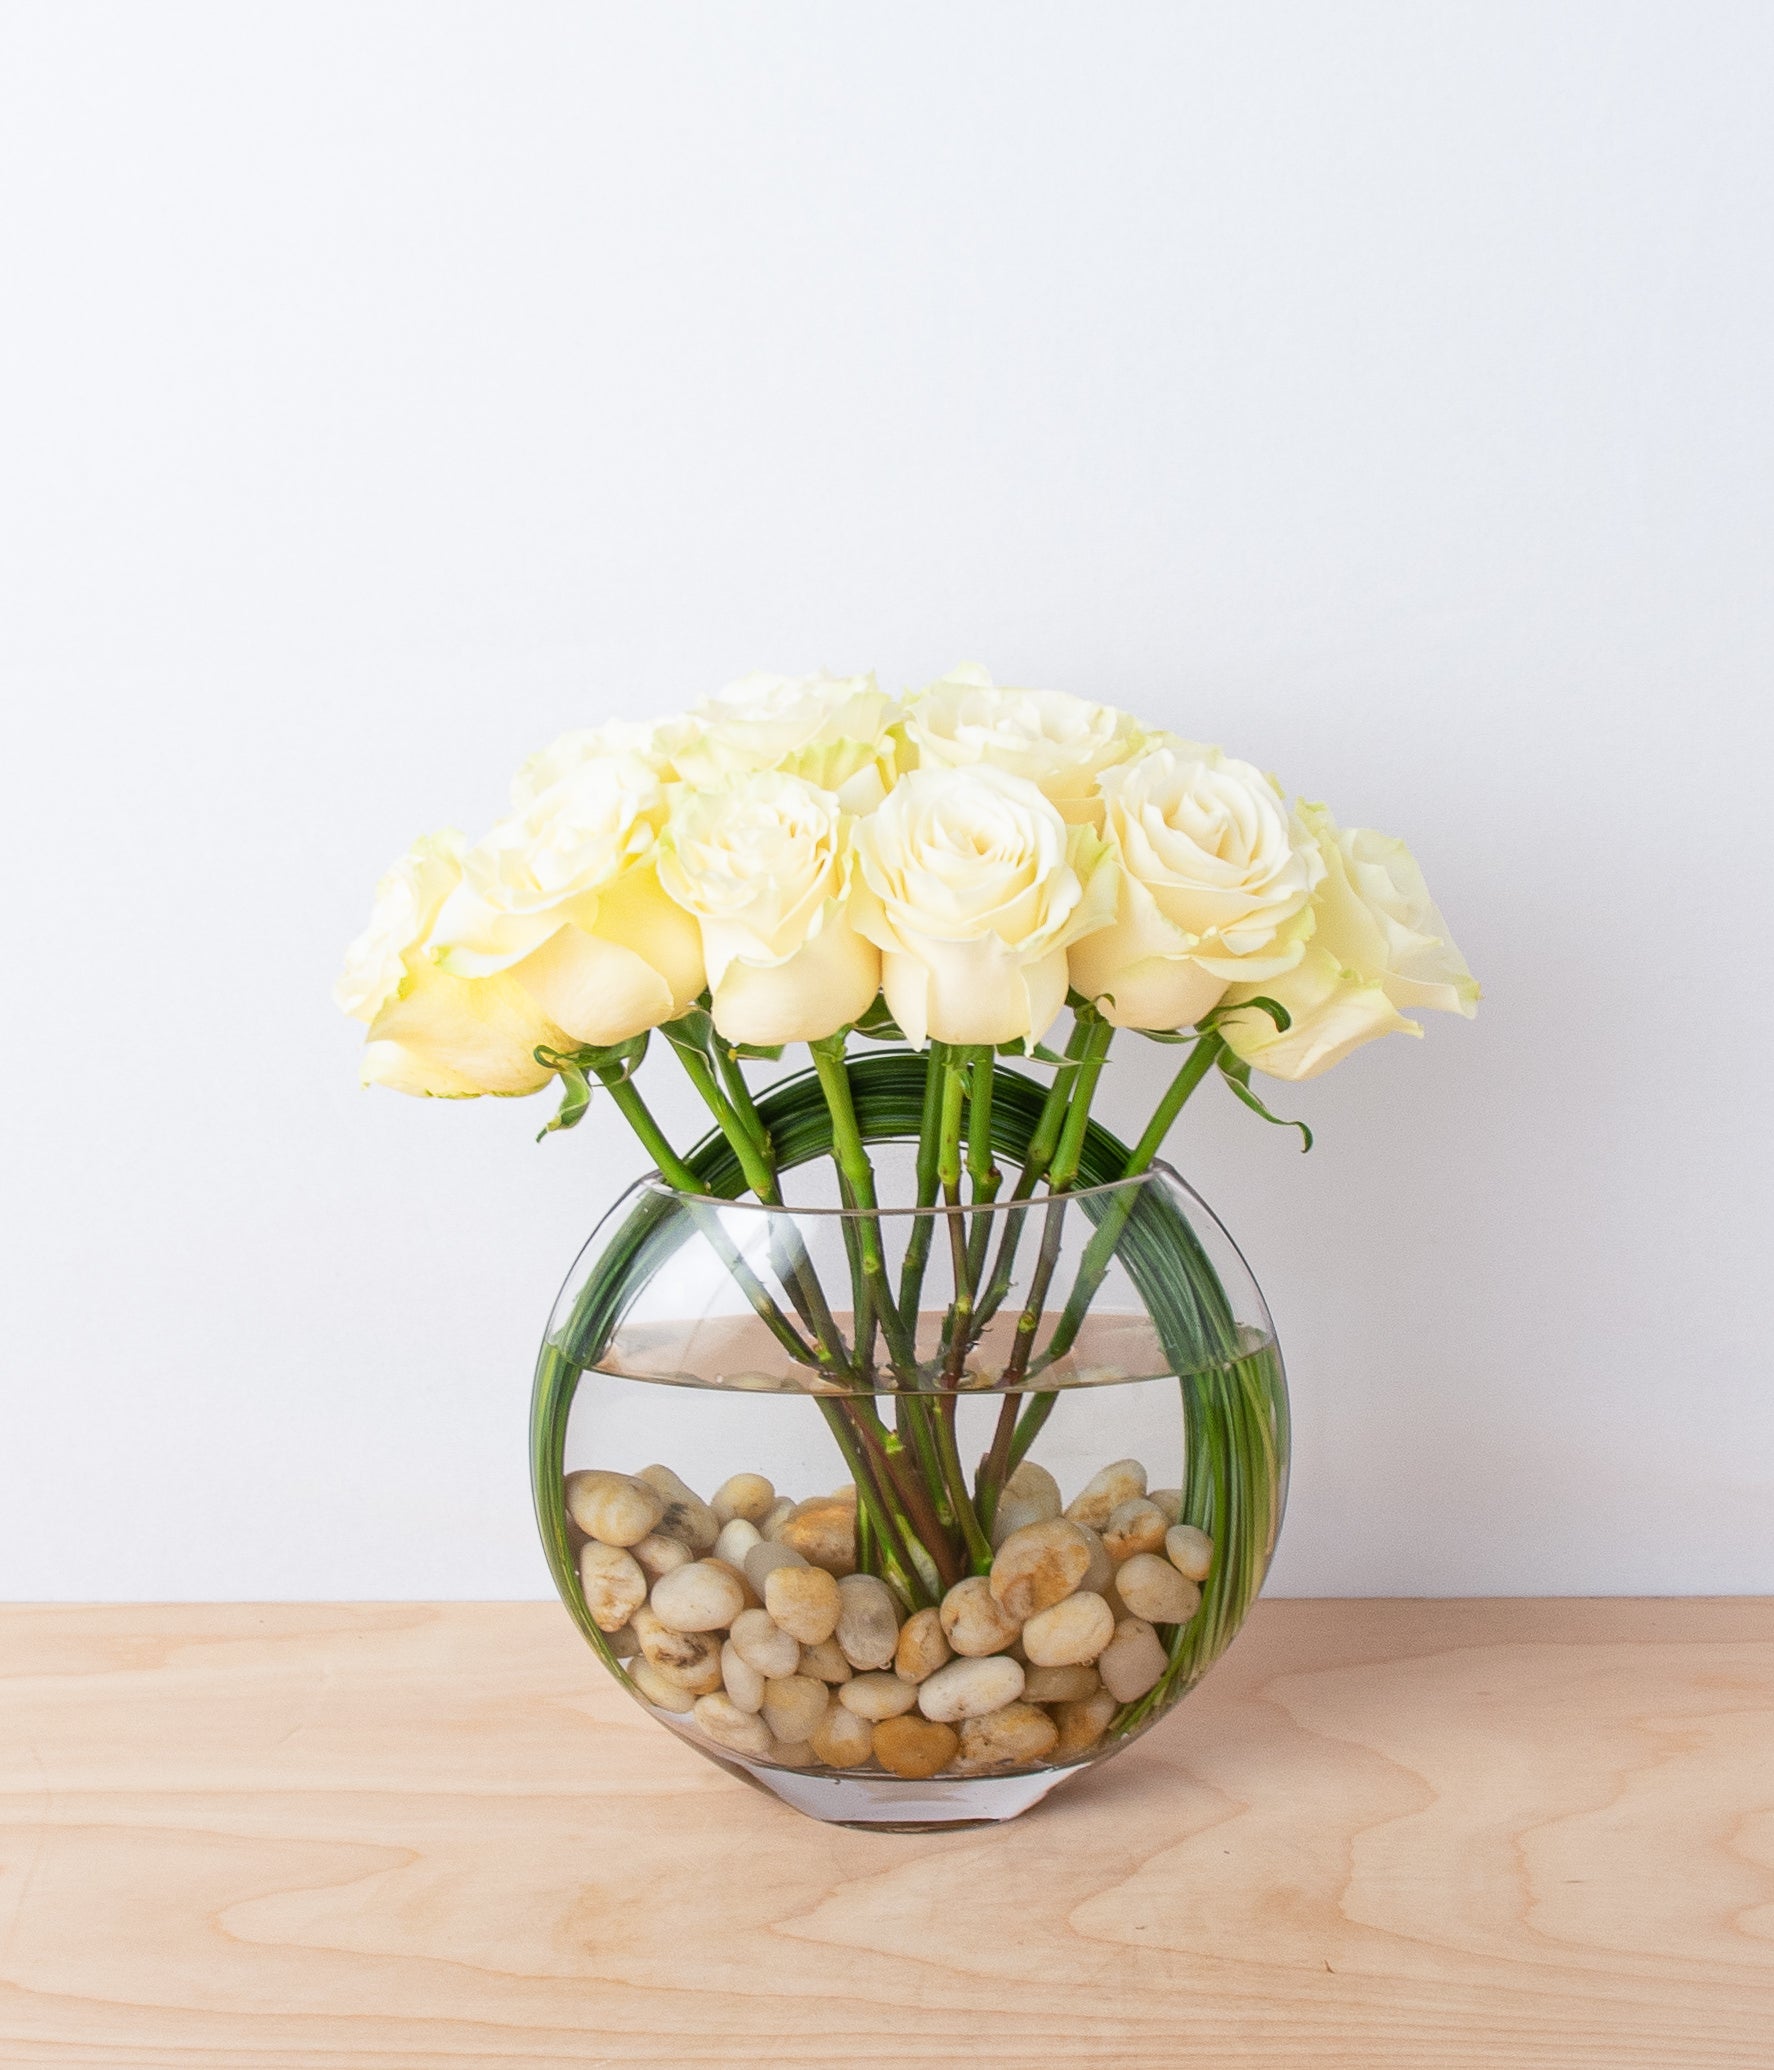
[3,1600,1772,2068]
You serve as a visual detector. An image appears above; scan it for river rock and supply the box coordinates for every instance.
[871,1713,960,1779]
[917,1653,1026,1722]
[1064,1458,1147,1530]
[626,1659,695,1712]
[952,1701,1059,1772]
[989,1519,1093,1622]
[637,1464,719,1552]
[726,1607,801,1680]
[565,1470,665,1548]
[578,1541,647,1632]
[693,1692,773,1758]
[839,1672,921,1721]
[650,1559,747,1634]
[764,1563,842,1646]
[713,1518,763,1569]
[1148,1487,1184,1525]
[940,1575,1023,1656]
[780,1498,858,1576]
[797,1636,853,1683]
[1054,1687,1119,1758]
[720,1639,766,1712]
[631,1532,695,1581]
[1097,1616,1167,1702]
[743,1539,807,1593]
[1076,1524,1115,1596]
[648,1648,724,1696]
[1020,1590,1115,1668]
[1102,1498,1169,1563]
[711,1472,776,1526]
[631,1604,719,1674]
[1165,1523,1214,1581]
[1115,1553,1201,1626]
[605,1624,640,1659]
[1022,1663,1100,1703]
[759,1497,799,1540]
[893,1606,951,1683]
[808,1703,874,1768]
[1005,1459,1062,1514]
[760,1673,830,1744]
[990,1492,1056,1548]
[768,1738,815,1768]
[835,1573,901,1669]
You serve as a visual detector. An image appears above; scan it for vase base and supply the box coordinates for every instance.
[719,1752,1089,1829]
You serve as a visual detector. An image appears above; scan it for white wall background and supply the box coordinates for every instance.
[3,1,1771,1602]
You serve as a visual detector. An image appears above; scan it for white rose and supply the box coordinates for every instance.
[851,765,1116,1047]
[903,664,1146,823]
[1219,803,1478,1080]
[430,745,704,1048]
[334,831,565,1096]
[657,771,880,1045]
[669,671,898,813]
[509,718,679,807]
[1067,741,1323,1030]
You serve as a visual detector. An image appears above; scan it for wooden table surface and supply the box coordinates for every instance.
[3,1599,1772,2068]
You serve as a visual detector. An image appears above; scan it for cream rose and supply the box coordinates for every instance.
[1219,803,1478,1080]
[668,671,898,813]
[657,771,880,1045]
[429,744,704,1049]
[334,830,565,1096]
[1067,741,1323,1030]
[903,665,1145,823]
[851,765,1116,1047]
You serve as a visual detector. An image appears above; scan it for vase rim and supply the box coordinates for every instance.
[633,1159,1184,1219]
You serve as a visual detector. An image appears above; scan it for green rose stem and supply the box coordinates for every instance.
[895,1052,946,1327]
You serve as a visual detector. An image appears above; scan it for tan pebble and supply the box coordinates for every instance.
[809,1703,874,1768]
[631,1604,720,1675]
[828,1481,859,1506]
[918,1653,1025,1722]
[893,1606,951,1684]
[1097,1616,1167,1703]
[626,1659,695,1712]
[720,1639,766,1712]
[637,1464,719,1551]
[692,1691,773,1758]
[706,1555,762,1611]
[650,1559,746,1633]
[839,1672,921,1722]
[565,1470,665,1548]
[649,1648,724,1696]
[578,1541,647,1632]
[781,1498,858,1576]
[726,1608,801,1680]
[630,1532,694,1581]
[1148,1488,1184,1525]
[1115,1553,1201,1626]
[760,1497,800,1540]
[743,1540,807,1594]
[768,1738,815,1768]
[835,1573,901,1669]
[760,1673,829,1744]
[1023,1663,1100,1703]
[1021,1590,1115,1668]
[764,1563,842,1645]
[713,1518,763,1569]
[871,1713,959,1779]
[989,1493,1054,1549]
[798,1636,852,1683]
[952,1701,1059,1772]
[711,1472,776,1526]
[1055,1687,1120,1757]
[1102,1498,1169,1564]
[940,1575,1023,1657]
[1165,1524,1214,1581]
[606,1623,640,1659]
[1064,1458,1147,1531]
[989,1519,1093,1622]
[1076,1524,1115,1596]
[1004,1459,1062,1513]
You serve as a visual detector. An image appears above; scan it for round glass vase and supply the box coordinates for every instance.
[531,1051,1287,1831]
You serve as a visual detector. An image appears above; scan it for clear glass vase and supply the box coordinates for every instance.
[531,1053,1287,1831]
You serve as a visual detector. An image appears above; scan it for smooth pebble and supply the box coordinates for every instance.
[1055,1688,1119,1757]
[1148,1487,1185,1525]
[742,1540,807,1593]
[565,1470,664,1548]
[1021,1590,1115,1667]
[940,1575,1023,1657]
[918,1653,1025,1722]
[760,1674,830,1744]
[713,1518,763,1569]
[650,1559,746,1634]
[1102,1498,1169,1563]
[637,1464,719,1551]
[693,1691,773,1758]
[1115,1553,1201,1626]
[627,1659,695,1712]
[893,1607,951,1684]
[719,1640,766,1712]
[631,1532,694,1581]
[1097,1616,1167,1702]
[578,1541,647,1632]
[952,1701,1059,1772]
[839,1672,921,1721]
[727,1607,801,1680]
[989,1519,1093,1622]
[631,1604,719,1674]
[780,1498,858,1576]
[872,1714,960,1778]
[1165,1523,1214,1581]
[835,1573,901,1669]
[797,1636,853,1683]
[764,1563,843,1645]
[1064,1458,1147,1531]
[809,1703,874,1768]
[710,1472,776,1526]
[1023,1662,1100,1703]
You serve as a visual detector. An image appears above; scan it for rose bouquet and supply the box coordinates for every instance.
[337,666,1475,1817]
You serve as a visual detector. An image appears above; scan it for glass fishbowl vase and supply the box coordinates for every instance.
[531,1051,1287,1831]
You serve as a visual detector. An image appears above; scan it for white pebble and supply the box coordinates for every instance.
[1097,1617,1167,1703]
[727,1608,801,1681]
[940,1575,1023,1657]
[1115,1553,1201,1626]
[1102,1498,1169,1564]
[797,1636,852,1683]
[835,1573,901,1670]
[1076,1525,1115,1596]
[650,1559,747,1634]
[626,1659,695,1712]
[720,1639,766,1712]
[1055,1687,1119,1757]
[989,1519,1093,1622]
[893,1607,951,1683]
[1148,1487,1185,1525]
[711,1472,776,1526]
[578,1541,647,1632]
[692,1692,773,1758]
[1021,1590,1115,1668]
[759,1497,799,1540]
[1165,1524,1214,1582]
[1064,1459,1147,1531]
[1004,1459,1062,1513]
[760,1674,830,1744]
[952,1701,1059,1772]
[768,1738,815,1768]
[763,1563,843,1646]
[631,1604,719,1674]
[637,1464,719,1552]
[565,1470,665,1548]
[713,1518,763,1570]
[743,1540,806,1593]
[809,1703,874,1768]
[631,1533,694,1581]
[917,1653,1026,1723]
[839,1672,921,1722]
